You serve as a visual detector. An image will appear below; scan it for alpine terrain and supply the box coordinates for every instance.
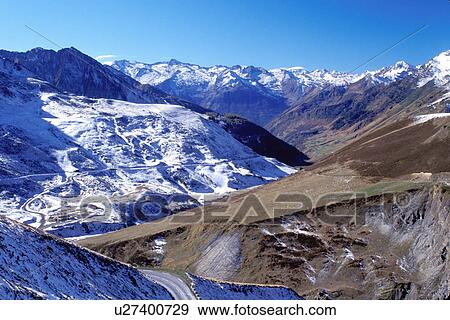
[79,50,450,300]
[1,45,449,301]
[0,48,307,239]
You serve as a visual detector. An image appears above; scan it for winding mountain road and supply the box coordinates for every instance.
[140,269,197,300]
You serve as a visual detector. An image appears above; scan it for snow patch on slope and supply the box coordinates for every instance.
[413,113,450,124]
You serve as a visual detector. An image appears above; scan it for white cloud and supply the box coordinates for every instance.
[95,54,117,61]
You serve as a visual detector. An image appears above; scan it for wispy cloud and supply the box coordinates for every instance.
[95,54,117,61]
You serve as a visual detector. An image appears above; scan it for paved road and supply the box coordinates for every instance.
[141,269,197,300]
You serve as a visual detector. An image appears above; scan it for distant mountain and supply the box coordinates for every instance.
[266,50,450,158]
[0,47,308,167]
[0,215,173,299]
[364,61,415,84]
[416,50,450,87]
[110,58,416,126]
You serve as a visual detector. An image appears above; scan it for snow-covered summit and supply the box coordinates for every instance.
[110,59,366,124]
[417,50,450,87]
[366,60,416,84]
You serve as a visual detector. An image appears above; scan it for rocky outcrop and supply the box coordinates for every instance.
[235,185,449,299]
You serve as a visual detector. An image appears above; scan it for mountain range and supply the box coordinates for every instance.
[0,47,309,165]
[267,51,450,157]
[112,51,449,157]
[109,57,418,125]
[110,58,362,126]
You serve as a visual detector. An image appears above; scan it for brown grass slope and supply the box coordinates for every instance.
[313,116,450,178]
[267,77,449,159]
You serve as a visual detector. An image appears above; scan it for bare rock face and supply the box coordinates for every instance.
[0,47,169,104]
[402,185,449,299]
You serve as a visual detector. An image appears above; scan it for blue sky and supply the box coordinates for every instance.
[0,0,448,71]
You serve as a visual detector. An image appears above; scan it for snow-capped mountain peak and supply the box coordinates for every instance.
[417,50,450,87]
[364,60,415,84]
[110,57,422,125]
